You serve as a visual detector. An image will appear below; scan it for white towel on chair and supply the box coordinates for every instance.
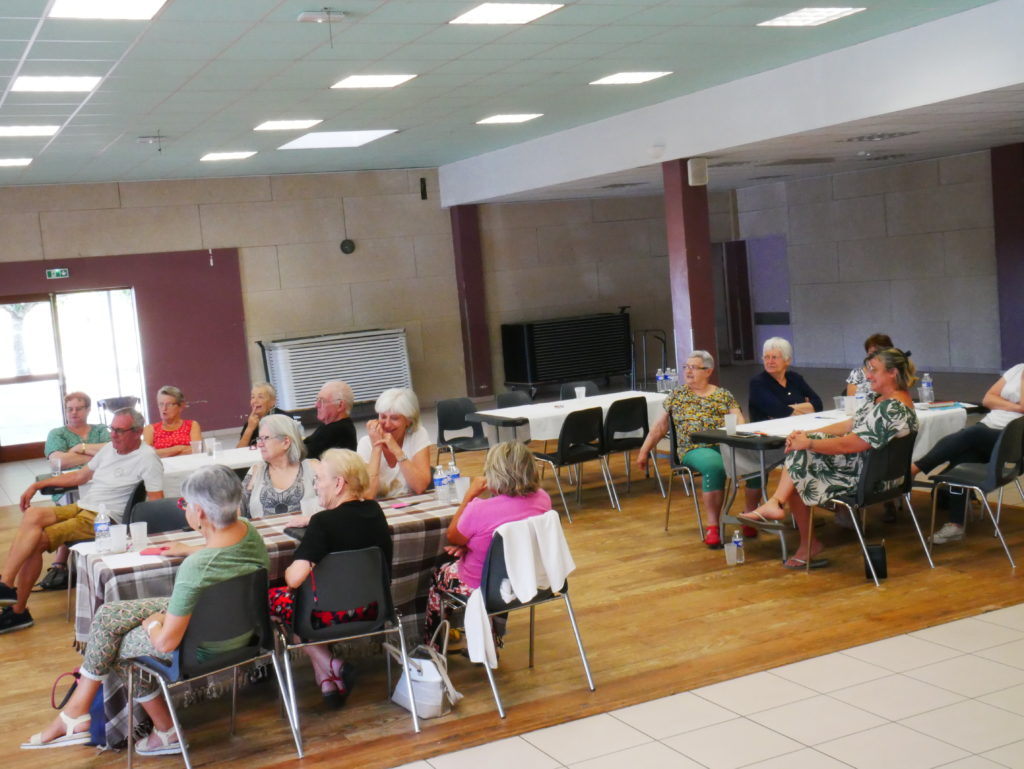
[465,589,498,668]
[496,509,575,603]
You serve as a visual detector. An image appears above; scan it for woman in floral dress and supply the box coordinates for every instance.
[741,348,918,569]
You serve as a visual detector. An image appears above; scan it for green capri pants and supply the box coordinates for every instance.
[681,447,762,492]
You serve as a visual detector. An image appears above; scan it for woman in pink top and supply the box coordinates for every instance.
[424,440,551,644]
[143,385,202,458]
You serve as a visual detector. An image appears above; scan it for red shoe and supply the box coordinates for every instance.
[742,525,759,539]
[704,527,723,549]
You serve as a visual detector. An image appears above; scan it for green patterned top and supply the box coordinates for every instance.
[664,386,740,462]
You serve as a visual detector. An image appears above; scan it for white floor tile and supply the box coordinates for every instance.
[935,758,1016,769]
[568,741,705,769]
[979,683,1024,717]
[392,762,434,769]
[611,692,736,739]
[748,693,886,745]
[982,738,1024,769]
[771,651,892,693]
[842,634,963,672]
[830,674,965,721]
[427,736,562,769]
[977,639,1024,671]
[521,714,651,766]
[741,747,855,769]
[906,655,1024,698]
[901,699,1024,754]
[978,604,1024,633]
[661,717,802,769]
[692,671,817,716]
[818,723,969,769]
[911,618,1024,652]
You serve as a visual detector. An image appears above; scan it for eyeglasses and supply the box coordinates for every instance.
[683,365,707,371]
[314,397,340,405]
[255,435,280,444]
[109,426,138,435]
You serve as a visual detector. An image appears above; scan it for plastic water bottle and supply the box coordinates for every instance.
[433,465,447,504]
[94,503,111,554]
[447,459,461,504]
[655,368,664,392]
[732,529,745,564]
[667,368,677,389]
[919,373,934,404]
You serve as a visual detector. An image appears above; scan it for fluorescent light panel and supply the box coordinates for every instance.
[200,151,256,162]
[278,130,397,150]
[0,158,32,167]
[331,74,416,89]
[0,125,59,137]
[450,3,563,24]
[12,76,101,92]
[757,7,865,26]
[590,72,671,85]
[254,119,323,131]
[477,113,542,124]
[49,0,167,19]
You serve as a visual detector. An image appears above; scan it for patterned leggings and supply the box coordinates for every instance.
[423,559,473,645]
[82,597,171,698]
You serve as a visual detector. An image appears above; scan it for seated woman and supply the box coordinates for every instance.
[143,385,202,458]
[236,382,284,448]
[21,464,269,754]
[357,387,431,499]
[268,449,392,706]
[740,348,918,569]
[911,362,1024,544]
[749,337,823,422]
[423,440,551,644]
[636,350,760,549]
[846,333,893,399]
[240,414,316,519]
[45,391,110,471]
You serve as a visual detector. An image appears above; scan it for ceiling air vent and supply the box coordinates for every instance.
[760,157,835,166]
[599,182,648,189]
[843,131,918,142]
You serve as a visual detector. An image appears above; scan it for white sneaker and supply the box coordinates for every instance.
[931,522,965,544]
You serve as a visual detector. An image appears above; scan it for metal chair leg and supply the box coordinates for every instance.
[664,469,674,531]
[528,605,536,668]
[838,501,880,587]
[977,488,1016,567]
[156,677,193,769]
[269,646,302,757]
[600,456,620,510]
[395,613,422,733]
[483,659,506,718]
[903,492,935,568]
[545,461,572,522]
[562,593,596,691]
[650,454,665,497]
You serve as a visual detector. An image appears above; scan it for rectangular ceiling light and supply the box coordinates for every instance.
[331,74,416,89]
[278,130,397,149]
[254,119,323,131]
[0,158,32,167]
[200,151,257,162]
[450,3,563,24]
[757,7,865,26]
[590,72,671,85]
[12,75,101,92]
[0,125,59,137]
[477,113,543,124]
[49,0,167,19]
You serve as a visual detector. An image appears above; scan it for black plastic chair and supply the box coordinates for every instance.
[559,380,599,400]
[603,396,658,498]
[496,390,531,408]
[662,421,705,539]
[436,397,490,464]
[532,407,618,520]
[125,569,289,769]
[441,527,594,718]
[274,547,420,756]
[927,415,1024,567]
[817,431,933,586]
[126,498,190,532]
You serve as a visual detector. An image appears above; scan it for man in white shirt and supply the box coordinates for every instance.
[0,408,164,633]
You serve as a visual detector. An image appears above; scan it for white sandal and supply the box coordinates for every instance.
[135,725,182,756]
[21,711,91,749]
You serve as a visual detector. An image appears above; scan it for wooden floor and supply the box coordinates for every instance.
[2,450,1022,769]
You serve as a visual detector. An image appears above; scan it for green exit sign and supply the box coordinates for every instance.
[46,267,69,279]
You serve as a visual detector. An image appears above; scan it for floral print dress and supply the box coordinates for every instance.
[785,397,918,505]
[664,386,740,463]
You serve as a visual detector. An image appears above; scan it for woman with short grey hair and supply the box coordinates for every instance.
[240,413,315,518]
[748,337,823,422]
[143,385,202,457]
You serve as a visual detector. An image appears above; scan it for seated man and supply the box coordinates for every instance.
[0,408,164,634]
[304,380,357,459]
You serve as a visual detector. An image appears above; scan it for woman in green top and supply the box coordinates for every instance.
[21,464,269,755]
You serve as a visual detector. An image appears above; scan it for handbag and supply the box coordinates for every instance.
[383,621,463,719]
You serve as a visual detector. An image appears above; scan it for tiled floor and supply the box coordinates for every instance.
[390,603,1024,769]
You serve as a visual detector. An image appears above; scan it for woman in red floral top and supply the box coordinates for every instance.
[143,385,202,457]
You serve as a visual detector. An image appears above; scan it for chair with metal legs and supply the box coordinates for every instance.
[663,422,704,538]
[603,395,663,497]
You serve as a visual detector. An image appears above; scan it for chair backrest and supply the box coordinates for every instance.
[436,397,484,444]
[556,406,604,461]
[985,415,1024,489]
[667,416,683,470]
[496,390,531,409]
[292,546,395,642]
[122,480,147,522]
[479,530,566,612]
[853,431,917,507]
[127,497,190,532]
[603,396,649,444]
[559,381,599,400]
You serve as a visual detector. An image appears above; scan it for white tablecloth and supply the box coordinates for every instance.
[160,445,261,495]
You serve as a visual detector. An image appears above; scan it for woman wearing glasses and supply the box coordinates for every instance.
[749,337,823,423]
[637,351,758,548]
[143,385,202,458]
[239,414,316,519]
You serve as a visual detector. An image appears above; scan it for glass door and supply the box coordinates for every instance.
[0,298,63,445]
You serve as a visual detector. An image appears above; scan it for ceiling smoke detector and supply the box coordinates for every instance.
[297,8,345,23]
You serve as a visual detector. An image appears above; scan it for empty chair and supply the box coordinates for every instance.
[559,380,599,400]
[603,396,658,496]
[532,407,618,520]
[436,397,490,463]
[126,497,190,532]
[496,390,531,408]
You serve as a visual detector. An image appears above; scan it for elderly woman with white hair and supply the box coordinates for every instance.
[21,465,269,755]
[240,414,316,519]
[236,382,284,448]
[357,387,432,499]
[749,337,823,423]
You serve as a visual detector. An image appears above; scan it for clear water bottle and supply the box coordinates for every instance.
[94,503,111,554]
[667,368,676,389]
[433,465,447,504]
[447,459,461,504]
[655,368,664,392]
[919,373,934,404]
[731,529,745,564]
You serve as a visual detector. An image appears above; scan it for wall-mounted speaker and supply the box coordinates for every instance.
[687,157,709,186]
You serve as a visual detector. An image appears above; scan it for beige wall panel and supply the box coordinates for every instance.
[481,226,540,272]
[884,232,945,279]
[0,183,120,213]
[648,219,668,256]
[943,228,996,277]
[736,181,786,213]
[591,195,662,222]
[278,238,416,288]
[832,166,889,200]
[708,212,736,243]
[885,160,940,194]
[271,170,408,201]
[413,233,455,278]
[829,194,886,241]
[939,151,990,186]
[708,189,734,215]
[537,220,651,264]
[486,265,600,313]
[789,242,839,284]
[413,316,466,404]
[885,181,992,236]
[242,284,354,339]
[478,199,591,231]
[786,176,831,206]
[343,194,448,238]
[411,169,440,197]
[350,276,458,328]
[787,202,832,245]
[200,198,345,248]
[238,246,281,293]
[40,205,202,259]
[597,258,669,307]
[0,212,43,262]
[737,206,787,239]
[120,177,271,207]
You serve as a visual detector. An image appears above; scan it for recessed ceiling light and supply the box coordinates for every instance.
[0,125,59,137]
[590,72,672,85]
[477,114,543,124]
[49,0,167,20]
[757,8,865,27]
[277,130,397,150]
[12,76,101,92]
[450,3,563,25]
[0,158,32,167]
[254,119,323,131]
[331,74,416,89]
[200,151,256,162]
